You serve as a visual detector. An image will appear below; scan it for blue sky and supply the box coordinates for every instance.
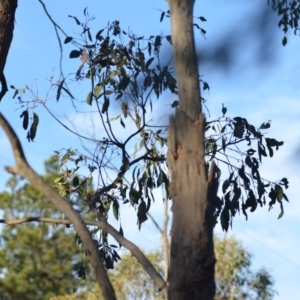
[1,0,300,298]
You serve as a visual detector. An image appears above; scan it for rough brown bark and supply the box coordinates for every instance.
[0,0,17,101]
[167,0,218,299]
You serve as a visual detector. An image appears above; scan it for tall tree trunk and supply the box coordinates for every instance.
[167,0,218,299]
[0,0,17,101]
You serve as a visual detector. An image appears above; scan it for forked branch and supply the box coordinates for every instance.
[1,213,168,298]
[0,112,167,298]
[0,112,116,300]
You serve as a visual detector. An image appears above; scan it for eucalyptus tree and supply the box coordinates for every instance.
[0,0,295,299]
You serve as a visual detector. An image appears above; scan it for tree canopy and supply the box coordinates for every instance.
[0,156,92,300]
[0,0,298,298]
[14,6,289,231]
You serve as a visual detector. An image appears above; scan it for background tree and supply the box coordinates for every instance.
[0,156,94,300]
[49,236,276,300]
[214,236,276,300]
[106,237,276,300]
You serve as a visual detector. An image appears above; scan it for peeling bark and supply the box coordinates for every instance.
[167,0,219,299]
[167,112,218,299]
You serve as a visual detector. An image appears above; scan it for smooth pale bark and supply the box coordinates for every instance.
[168,0,201,119]
[167,0,218,299]
[0,0,17,101]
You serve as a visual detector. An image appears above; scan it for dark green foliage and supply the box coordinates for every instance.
[86,91,93,105]
[64,36,73,44]
[20,109,29,129]
[268,0,300,45]
[57,16,288,232]
[13,11,288,236]
[20,110,39,141]
[50,236,276,300]
[56,78,74,101]
[215,236,277,300]
[0,156,93,300]
[69,49,81,58]
[19,103,40,142]
[207,113,288,229]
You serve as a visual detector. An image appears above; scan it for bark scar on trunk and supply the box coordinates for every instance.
[167,108,217,299]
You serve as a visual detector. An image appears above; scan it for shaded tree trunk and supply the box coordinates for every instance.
[167,0,218,299]
[0,0,17,101]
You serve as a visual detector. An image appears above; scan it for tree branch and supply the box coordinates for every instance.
[147,197,170,281]
[147,212,163,234]
[0,112,116,300]
[37,0,70,77]
[0,73,8,102]
[0,0,17,102]
[43,103,101,142]
[1,213,168,298]
[89,205,168,298]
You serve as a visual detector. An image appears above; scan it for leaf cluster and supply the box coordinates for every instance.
[208,112,288,231]
[268,0,300,45]
[12,10,289,238]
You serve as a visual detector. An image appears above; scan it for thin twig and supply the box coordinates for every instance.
[43,103,100,142]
